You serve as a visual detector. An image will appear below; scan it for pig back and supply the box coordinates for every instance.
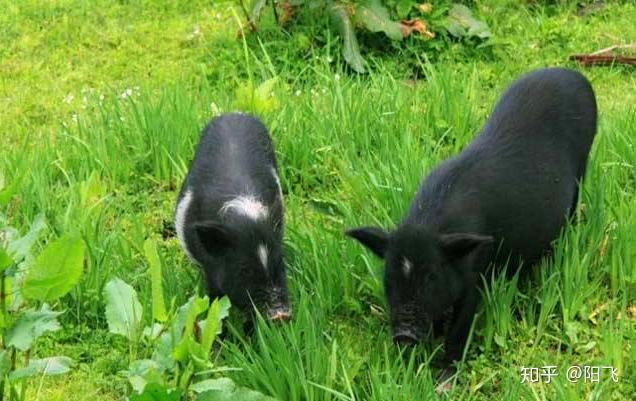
[188,113,279,201]
[412,68,597,267]
[478,68,597,178]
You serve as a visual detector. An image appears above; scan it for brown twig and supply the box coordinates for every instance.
[570,43,636,67]
[570,54,636,67]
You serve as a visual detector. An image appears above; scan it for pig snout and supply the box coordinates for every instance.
[267,306,292,323]
[391,309,432,346]
[392,328,419,346]
[260,286,291,323]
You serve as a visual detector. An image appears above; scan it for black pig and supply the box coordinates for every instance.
[346,68,597,369]
[175,113,290,322]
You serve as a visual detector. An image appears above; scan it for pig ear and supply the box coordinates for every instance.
[194,221,239,255]
[440,233,494,260]
[345,226,390,259]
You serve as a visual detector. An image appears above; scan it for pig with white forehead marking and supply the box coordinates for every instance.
[347,68,597,378]
[175,113,290,322]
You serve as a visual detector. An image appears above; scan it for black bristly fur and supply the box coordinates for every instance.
[175,113,290,319]
[346,68,597,368]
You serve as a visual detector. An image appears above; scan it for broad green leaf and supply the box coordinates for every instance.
[143,323,164,340]
[124,359,165,394]
[22,235,85,301]
[445,4,491,39]
[197,379,277,401]
[178,361,195,390]
[151,296,209,370]
[191,378,235,394]
[172,332,211,369]
[216,296,231,324]
[144,239,167,322]
[173,296,209,340]
[129,383,183,401]
[248,0,267,23]
[445,17,466,38]
[8,356,72,380]
[356,0,403,41]
[189,338,213,370]
[7,213,46,263]
[199,296,231,354]
[172,334,197,364]
[5,304,62,351]
[171,296,208,363]
[152,332,176,372]
[329,4,366,73]
[0,248,13,272]
[103,277,143,340]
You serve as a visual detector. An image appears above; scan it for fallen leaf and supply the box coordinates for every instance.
[399,19,435,39]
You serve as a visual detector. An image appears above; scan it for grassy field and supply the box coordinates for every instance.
[1,0,635,400]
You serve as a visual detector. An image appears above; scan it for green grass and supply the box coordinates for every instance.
[1,0,635,400]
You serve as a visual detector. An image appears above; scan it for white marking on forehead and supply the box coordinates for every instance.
[220,195,269,220]
[402,258,413,276]
[257,243,268,271]
[271,167,283,201]
[175,189,199,264]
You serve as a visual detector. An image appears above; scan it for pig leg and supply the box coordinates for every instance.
[203,276,224,302]
[444,241,493,363]
[208,287,223,301]
[444,278,480,364]
[436,285,479,392]
[433,318,445,338]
